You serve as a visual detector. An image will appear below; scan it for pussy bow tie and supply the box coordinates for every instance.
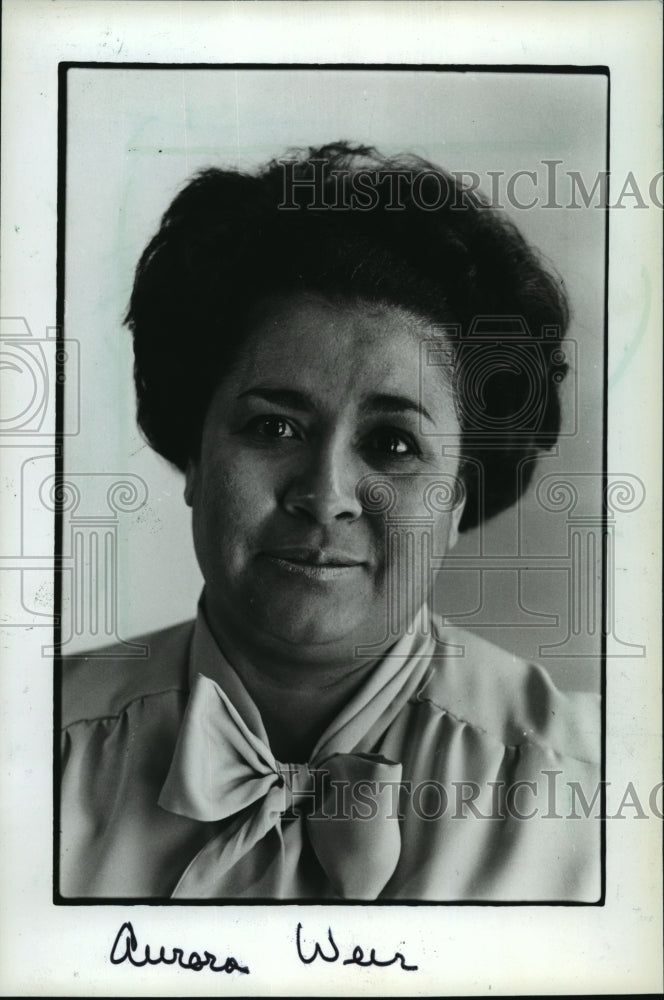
[159,673,404,899]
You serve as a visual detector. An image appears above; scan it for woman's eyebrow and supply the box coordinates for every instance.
[361,393,434,425]
[237,387,434,424]
[237,387,315,412]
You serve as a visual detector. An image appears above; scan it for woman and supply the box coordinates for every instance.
[60,143,600,901]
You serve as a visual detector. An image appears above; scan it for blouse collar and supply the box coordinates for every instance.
[186,596,437,758]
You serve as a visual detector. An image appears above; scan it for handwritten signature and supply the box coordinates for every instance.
[109,921,250,974]
[296,922,418,971]
[109,919,416,975]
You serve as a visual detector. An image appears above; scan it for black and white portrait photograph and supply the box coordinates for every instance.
[1,1,661,996]
[57,64,608,905]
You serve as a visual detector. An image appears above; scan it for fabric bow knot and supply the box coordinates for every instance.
[159,673,403,899]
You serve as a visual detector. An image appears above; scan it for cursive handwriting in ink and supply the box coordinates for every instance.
[295,922,340,964]
[296,922,418,972]
[110,921,250,974]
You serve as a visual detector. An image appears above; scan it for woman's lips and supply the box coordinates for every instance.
[260,548,367,581]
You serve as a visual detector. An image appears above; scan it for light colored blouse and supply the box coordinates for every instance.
[60,606,600,901]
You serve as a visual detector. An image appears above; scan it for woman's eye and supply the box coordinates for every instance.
[248,416,297,439]
[367,429,418,458]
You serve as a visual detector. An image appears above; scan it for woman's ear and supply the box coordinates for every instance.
[184,459,198,507]
[447,493,466,551]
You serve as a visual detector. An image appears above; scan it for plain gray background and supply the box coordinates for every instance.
[63,67,607,690]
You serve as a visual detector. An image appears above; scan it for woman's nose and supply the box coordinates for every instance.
[282,442,363,524]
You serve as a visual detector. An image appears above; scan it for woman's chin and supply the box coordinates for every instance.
[245,603,385,658]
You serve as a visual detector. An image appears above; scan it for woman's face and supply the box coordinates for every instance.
[186,294,464,666]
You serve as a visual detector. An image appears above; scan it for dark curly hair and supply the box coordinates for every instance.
[125,141,570,531]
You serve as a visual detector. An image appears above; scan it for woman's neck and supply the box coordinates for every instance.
[202,601,385,763]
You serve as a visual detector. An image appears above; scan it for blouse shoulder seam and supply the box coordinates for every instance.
[412,691,598,767]
[62,683,186,731]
